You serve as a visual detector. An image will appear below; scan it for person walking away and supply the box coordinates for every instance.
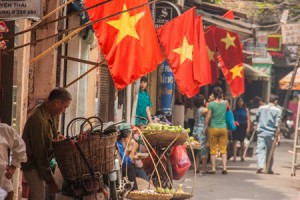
[136,76,153,125]
[21,88,72,200]
[233,97,250,162]
[192,95,208,175]
[203,87,229,174]
[256,95,281,174]
[0,123,27,200]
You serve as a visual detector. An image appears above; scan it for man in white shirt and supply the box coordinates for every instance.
[0,123,27,200]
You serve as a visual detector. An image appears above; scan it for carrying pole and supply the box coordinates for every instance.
[265,46,300,174]
[291,94,300,176]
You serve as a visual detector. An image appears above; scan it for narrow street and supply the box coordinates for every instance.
[180,138,300,200]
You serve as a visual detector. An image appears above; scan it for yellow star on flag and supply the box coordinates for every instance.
[207,46,215,62]
[221,32,236,50]
[230,64,243,79]
[172,36,193,65]
[106,4,145,45]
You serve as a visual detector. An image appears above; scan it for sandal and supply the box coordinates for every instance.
[207,170,216,174]
[222,170,228,175]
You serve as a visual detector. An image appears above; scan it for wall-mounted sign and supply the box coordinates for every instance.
[151,1,181,28]
[151,1,180,114]
[0,0,42,20]
[160,61,174,113]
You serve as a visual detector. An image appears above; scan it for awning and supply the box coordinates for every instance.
[279,68,300,90]
[243,63,269,81]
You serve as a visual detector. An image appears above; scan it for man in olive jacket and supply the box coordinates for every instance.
[22,88,72,200]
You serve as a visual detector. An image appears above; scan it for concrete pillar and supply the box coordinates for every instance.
[78,41,88,117]
[28,0,59,109]
[64,15,81,132]
[263,79,271,103]
[86,46,98,117]
[13,19,31,200]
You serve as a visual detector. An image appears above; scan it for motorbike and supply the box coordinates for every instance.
[280,109,294,139]
[100,122,133,200]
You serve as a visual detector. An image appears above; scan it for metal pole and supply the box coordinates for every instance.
[265,46,300,173]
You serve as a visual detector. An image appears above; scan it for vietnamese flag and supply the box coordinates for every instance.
[216,10,244,96]
[205,28,219,84]
[193,15,212,87]
[214,28,244,69]
[157,7,199,98]
[218,56,244,97]
[84,0,164,90]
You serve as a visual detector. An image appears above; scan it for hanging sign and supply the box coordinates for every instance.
[0,0,42,20]
[282,24,300,44]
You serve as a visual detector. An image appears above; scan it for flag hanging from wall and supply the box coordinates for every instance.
[157,7,211,97]
[84,0,164,90]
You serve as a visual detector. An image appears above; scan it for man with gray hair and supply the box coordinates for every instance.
[22,88,72,200]
[256,94,281,174]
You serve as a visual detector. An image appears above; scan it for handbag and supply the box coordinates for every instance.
[226,110,237,131]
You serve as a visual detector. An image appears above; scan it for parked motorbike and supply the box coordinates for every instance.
[280,109,294,139]
[98,122,133,200]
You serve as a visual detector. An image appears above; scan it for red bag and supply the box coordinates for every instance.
[170,145,191,180]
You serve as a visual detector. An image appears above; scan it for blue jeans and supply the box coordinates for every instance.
[256,135,274,172]
[135,167,149,181]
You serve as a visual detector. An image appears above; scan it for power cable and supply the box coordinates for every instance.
[5,0,162,53]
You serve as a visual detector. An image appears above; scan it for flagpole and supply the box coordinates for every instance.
[30,24,87,64]
[64,60,105,89]
[5,0,112,40]
[30,0,74,29]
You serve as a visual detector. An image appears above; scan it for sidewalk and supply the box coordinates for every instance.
[180,138,300,200]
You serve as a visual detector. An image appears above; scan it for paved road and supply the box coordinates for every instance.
[175,138,300,200]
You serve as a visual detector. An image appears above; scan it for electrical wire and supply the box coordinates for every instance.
[5,0,162,53]
[4,0,112,40]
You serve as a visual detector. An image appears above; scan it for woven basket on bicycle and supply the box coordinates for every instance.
[53,117,118,181]
[141,130,188,147]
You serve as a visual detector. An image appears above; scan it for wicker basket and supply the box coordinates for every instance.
[171,193,193,200]
[142,130,188,147]
[126,191,173,200]
[53,132,117,181]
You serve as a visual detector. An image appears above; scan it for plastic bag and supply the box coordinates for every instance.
[170,145,191,180]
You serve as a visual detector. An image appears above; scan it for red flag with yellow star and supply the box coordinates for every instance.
[84,0,163,90]
[214,11,244,96]
[218,56,244,97]
[157,7,201,98]
[205,28,219,84]
[214,28,244,69]
[193,15,212,87]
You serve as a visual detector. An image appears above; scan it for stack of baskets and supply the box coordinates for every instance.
[53,117,118,181]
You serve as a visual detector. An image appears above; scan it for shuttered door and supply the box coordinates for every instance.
[98,65,115,122]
